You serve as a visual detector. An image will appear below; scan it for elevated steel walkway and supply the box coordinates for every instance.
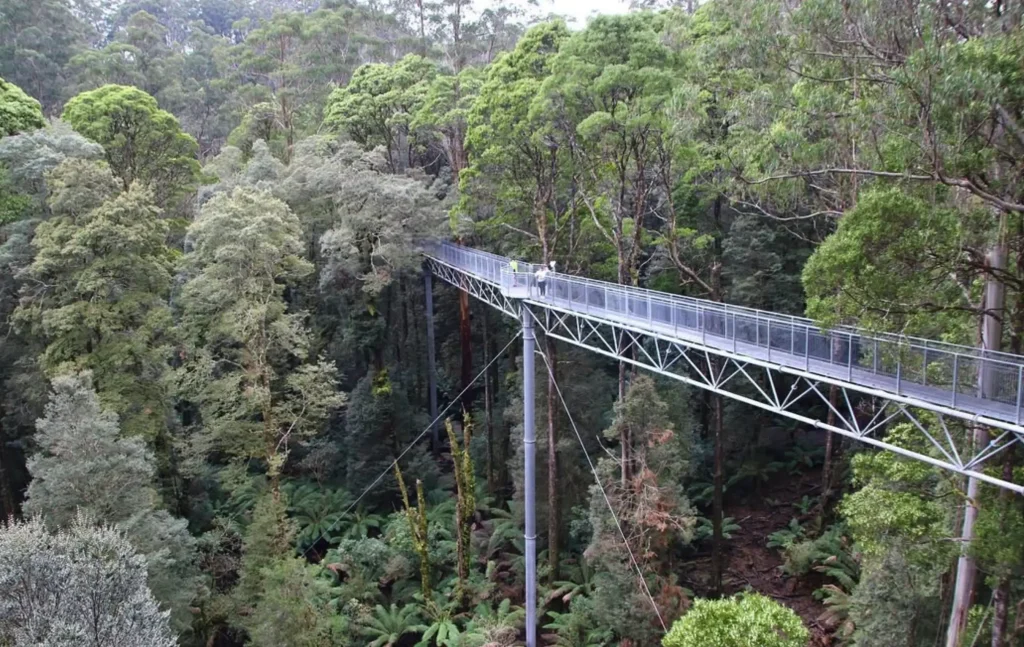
[425,242,1024,494]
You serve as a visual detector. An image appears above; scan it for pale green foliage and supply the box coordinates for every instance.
[463,598,524,646]
[179,186,344,476]
[845,549,943,647]
[0,77,45,137]
[410,66,483,173]
[224,3,412,157]
[243,557,348,647]
[459,20,569,239]
[15,161,173,439]
[838,423,956,646]
[0,513,177,647]
[0,0,86,111]
[0,121,104,202]
[62,84,200,205]
[544,606,613,647]
[0,124,106,304]
[285,483,353,548]
[226,103,279,155]
[323,55,437,171]
[782,524,859,592]
[661,593,809,647]
[318,144,448,295]
[236,492,297,605]
[23,372,200,633]
[840,424,954,564]
[68,11,182,111]
[802,188,980,338]
[359,603,426,647]
[24,372,153,527]
[417,598,462,647]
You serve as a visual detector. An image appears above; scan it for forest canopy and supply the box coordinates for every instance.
[0,0,1022,646]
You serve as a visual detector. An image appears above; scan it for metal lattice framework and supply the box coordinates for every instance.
[425,246,1024,494]
[425,257,519,318]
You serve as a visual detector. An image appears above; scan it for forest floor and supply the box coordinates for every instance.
[681,466,833,646]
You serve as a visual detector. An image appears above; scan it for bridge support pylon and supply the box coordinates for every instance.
[521,303,537,647]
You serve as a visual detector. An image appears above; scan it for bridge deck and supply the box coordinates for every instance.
[426,242,1024,428]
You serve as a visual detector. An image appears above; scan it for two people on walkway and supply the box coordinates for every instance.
[508,258,557,296]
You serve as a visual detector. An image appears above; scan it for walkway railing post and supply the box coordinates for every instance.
[848,333,854,381]
[923,346,929,386]
[521,303,537,647]
[424,265,439,453]
[732,313,737,353]
[952,355,959,407]
[1016,365,1023,425]
[805,326,810,371]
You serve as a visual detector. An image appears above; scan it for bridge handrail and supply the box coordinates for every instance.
[425,241,1021,363]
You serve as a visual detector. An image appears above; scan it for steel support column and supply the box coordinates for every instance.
[521,303,537,647]
[424,266,439,453]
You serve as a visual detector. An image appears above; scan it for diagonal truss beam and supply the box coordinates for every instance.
[426,257,518,317]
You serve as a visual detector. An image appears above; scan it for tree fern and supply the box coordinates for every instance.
[358,603,427,647]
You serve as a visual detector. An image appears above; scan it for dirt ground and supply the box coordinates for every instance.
[681,466,835,647]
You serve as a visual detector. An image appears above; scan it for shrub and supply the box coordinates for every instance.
[662,593,809,647]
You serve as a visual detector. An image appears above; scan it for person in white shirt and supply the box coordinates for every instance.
[535,266,549,296]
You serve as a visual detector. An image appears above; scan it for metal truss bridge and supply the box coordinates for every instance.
[425,242,1024,494]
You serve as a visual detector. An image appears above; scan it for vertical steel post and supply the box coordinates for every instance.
[1016,365,1023,425]
[424,267,439,453]
[521,304,537,647]
[732,313,737,353]
[952,355,959,407]
[848,333,854,381]
[805,326,810,371]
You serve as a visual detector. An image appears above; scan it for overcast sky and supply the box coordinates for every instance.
[534,0,632,27]
[548,0,626,24]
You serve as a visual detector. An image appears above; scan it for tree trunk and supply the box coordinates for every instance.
[947,224,1006,647]
[617,241,630,486]
[546,336,559,581]
[483,309,495,496]
[416,0,427,56]
[711,388,725,596]
[0,403,14,519]
[990,450,1016,647]
[459,289,473,409]
[818,384,839,516]
[710,193,726,596]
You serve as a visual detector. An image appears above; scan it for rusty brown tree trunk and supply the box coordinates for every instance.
[546,336,559,581]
